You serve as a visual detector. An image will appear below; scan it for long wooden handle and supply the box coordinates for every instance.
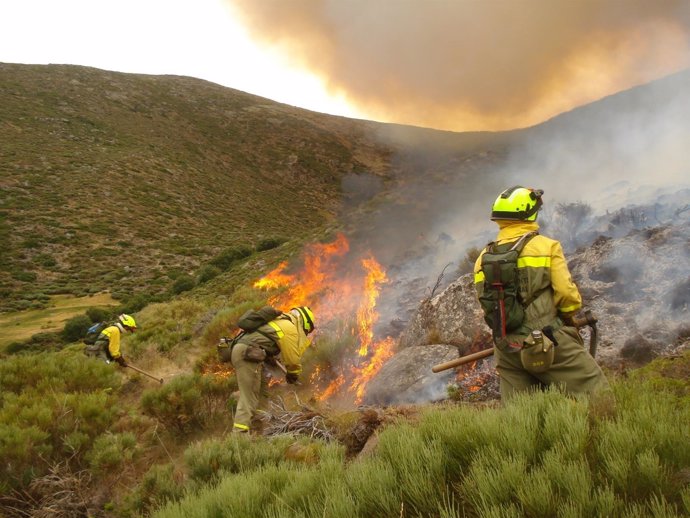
[127,364,164,384]
[432,347,494,373]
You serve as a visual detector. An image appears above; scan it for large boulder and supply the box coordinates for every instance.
[397,273,490,352]
[363,344,461,405]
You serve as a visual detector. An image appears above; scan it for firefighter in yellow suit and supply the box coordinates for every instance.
[231,306,315,433]
[85,314,137,367]
[474,186,607,399]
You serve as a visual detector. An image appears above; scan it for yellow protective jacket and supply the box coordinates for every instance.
[239,311,312,375]
[100,325,123,359]
[473,221,582,334]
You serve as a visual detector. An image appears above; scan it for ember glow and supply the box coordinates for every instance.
[254,234,396,405]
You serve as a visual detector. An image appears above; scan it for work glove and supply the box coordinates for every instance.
[114,356,128,367]
[559,311,577,327]
[285,372,299,385]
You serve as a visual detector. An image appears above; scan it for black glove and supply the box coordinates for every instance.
[114,356,127,367]
[285,372,299,384]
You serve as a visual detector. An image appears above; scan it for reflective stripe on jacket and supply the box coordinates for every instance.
[473,221,582,332]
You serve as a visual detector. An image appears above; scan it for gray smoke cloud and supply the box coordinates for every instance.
[227,0,690,131]
[357,69,690,336]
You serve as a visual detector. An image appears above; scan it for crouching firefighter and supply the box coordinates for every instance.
[84,314,137,367]
[473,186,608,399]
[225,305,316,434]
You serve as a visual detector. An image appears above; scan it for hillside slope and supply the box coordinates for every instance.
[0,63,399,310]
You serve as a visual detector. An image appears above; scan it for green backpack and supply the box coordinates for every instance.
[217,306,283,363]
[478,232,537,338]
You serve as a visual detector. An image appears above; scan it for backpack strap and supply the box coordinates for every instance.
[511,230,538,252]
[512,231,550,309]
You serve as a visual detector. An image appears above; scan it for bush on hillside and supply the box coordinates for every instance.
[86,432,138,475]
[140,373,235,434]
[147,381,690,518]
[61,314,92,342]
[209,245,253,271]
[256,237,287,252]
[119,292,162,313]
[171,275,195,295]
[126,435,317,516]
[86,306,112,323]
[5,332,64,355]
[0,352,120,491]
[196,265,221,284]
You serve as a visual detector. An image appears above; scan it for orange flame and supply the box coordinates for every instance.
[356,256,388,356]
[351,336,395,404]
[317,374,346,402]
[253,233,398,405]
[253,261,294,290]
[254,233,349,313]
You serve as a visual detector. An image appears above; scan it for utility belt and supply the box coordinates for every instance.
[233,331,281,364]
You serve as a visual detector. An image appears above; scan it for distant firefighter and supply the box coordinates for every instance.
[473,186,607,398]
[84,313,137,368]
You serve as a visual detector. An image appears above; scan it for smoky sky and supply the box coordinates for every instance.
[227,0,690,131]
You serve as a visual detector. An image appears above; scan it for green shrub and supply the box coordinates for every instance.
[61,314,92,342]
[200,301,260,347]
[0,351,119,397]
[125,299,205,357]
[127,464,186,515]
[87,306,112,323]
[256,237,287,252]
[210,245,253,271]
[36,253,57,267]
[0,423,51,492]
[171,275,195,295]
[140,373,233,434]
[87,432,138,475]
[150,381,690,518]
[0,352,120,491]
[183,434,296,484]
[6,332,64,355]
[12,270,37,282]
[119,291,160,313]
[196,265,221,284]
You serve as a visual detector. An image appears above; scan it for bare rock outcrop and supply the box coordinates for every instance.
[369,221,689,405]
[363,344,461,405]
[397,273,490,351]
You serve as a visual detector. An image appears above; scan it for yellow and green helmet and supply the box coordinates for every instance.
[491,186,544,221]
[292,306,315,335]
[118,313,137,331]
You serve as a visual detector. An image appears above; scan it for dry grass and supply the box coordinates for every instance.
[0,462,93,518]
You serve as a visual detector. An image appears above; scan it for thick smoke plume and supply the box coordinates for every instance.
[345,69,690,342]
[226,0,690,130]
